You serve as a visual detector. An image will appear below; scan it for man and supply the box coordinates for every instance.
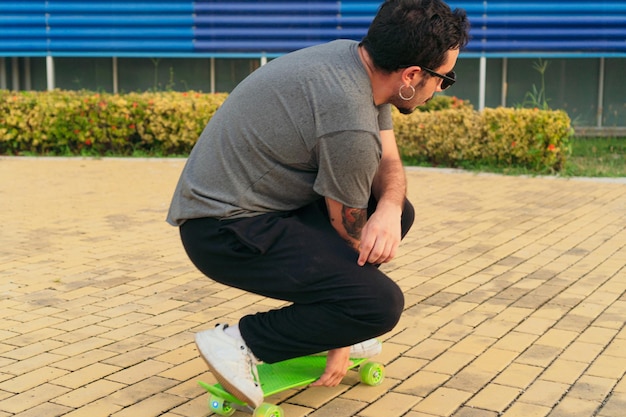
[167,0,470,408]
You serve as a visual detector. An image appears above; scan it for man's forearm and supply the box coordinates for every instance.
[325,197,366,251]
[372,156,406,210]
[373,129,407,210]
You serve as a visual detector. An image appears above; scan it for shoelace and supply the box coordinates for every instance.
[237,344,261,387]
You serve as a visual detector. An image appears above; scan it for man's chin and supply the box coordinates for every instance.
[398,106,416,115]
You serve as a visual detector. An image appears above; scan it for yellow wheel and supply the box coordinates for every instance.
[360,361,385,386]
[253,402,284,417]
[208,394,236,416]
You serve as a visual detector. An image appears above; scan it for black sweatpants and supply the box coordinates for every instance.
[180,197,414,363]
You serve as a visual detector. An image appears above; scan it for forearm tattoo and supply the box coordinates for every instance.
[342,206,367,240]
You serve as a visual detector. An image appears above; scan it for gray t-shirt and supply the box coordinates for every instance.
[167,40,392,225]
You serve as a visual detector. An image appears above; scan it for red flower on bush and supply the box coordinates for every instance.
[85,139,92,146]
[547,144,556,152]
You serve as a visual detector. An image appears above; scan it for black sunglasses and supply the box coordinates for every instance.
[399,64,457,90]
[420,66,456,90]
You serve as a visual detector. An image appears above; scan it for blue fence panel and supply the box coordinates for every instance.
[193,0,341,53]
[341,1,626,55]
[47,1,194,55]
[0,1,195,56]
[1,1,625,57]
[469,1,626,54]
[0,1,47,55]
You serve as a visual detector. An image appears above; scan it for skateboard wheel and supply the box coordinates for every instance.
[253,402,284,417]
[209,394,236,416]
[359,361,385,386]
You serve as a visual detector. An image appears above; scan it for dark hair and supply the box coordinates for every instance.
[360,0,470,72]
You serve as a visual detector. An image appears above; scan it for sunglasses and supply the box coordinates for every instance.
[399,64,456,90]
[420,66,456,90]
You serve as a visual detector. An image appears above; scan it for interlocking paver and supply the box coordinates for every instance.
[518,379,570,407]
[1,158,625,416]
[466,383,521,413]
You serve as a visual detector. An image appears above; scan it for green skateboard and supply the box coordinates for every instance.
[198,355,385,416]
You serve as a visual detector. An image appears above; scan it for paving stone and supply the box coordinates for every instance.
[466,383,522,413]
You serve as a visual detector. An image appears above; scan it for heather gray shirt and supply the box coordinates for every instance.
[167,40,392,225]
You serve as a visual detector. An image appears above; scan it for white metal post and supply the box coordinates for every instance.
[479,55,486,110]
[11,57,19,91]
[46,55,55,91]
[501,57,508,107]
[597,57,605,128]
[112,57,119,94]
[0,58,6,90]
[210,57,215,93]
[24,58,31,90]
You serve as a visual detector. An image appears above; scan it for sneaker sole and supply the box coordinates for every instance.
[195,338,261,407]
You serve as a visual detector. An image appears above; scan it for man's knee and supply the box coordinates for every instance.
[401,198,415,239]
[367,277,404,333]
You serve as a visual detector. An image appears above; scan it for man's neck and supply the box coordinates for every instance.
[358,46,397,106]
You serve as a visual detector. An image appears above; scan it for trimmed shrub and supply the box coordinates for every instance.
[0,90,226,156]
[0,90,572,172]
[393,106,572,172]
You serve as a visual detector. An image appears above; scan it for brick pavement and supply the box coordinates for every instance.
[0,157,624,417]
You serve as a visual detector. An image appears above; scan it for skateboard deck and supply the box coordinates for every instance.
[199,355,384,416]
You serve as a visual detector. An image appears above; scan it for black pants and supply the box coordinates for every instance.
[180,198,414,363]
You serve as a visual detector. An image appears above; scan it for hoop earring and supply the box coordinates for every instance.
[399,84,415,101]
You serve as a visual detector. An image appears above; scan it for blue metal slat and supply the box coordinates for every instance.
[472,15,626,27]
[472,40,626,52]
[45,1,193,13]
[47,40,194,52]
[0,41,48,52]
[0,28,48,38]
[195,2,338,14]
[194,15,341,27]
[0,1,46,13]
[195,27,364,40]
[475,28,626,40]
[484,2,626,14]
[0,15,46,27]
[48,15,193,27]
[194,40,324,53]
[48,28,193,39]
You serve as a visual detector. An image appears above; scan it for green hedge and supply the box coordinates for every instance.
[394,106,572,172]
[0,90,226,156]
[0,90,572,172]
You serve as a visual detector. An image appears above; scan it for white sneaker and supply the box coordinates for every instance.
[195,324,263,408]
[314,338,382,358]
[349,338,382,358]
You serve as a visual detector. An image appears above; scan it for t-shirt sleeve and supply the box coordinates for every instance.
[313,131,382,208]
[378,104,393,131]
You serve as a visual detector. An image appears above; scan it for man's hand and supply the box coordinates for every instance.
[357,200,402,266]
[310,347,351,387]
[359,129,406,266]
[326,197,402,266]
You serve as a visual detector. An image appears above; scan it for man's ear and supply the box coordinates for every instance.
[401,66,421,84]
